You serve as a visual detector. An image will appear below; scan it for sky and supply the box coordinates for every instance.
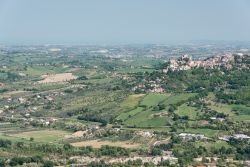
[0,0,250,44]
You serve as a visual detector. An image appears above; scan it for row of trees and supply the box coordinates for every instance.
[0,156,53,167]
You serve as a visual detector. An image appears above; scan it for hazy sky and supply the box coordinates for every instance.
[0,0,250,44]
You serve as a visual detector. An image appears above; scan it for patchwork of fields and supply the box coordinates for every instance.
[116,92,250,138]
[117,93,198,128]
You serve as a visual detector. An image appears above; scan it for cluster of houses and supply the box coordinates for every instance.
[0,91,67,126]
[137,131,155,138]
[111,73,129,80]
[0,114,58,127]
[163,53,247,72]
[38,117,58,126]
[219,134,250,141]
[70,152,178,166]
[149,84,165,93]
[11,91,65,105]
[179,132,250,142]
[210,117,225,122]
[179,133,209,141]
[65,125,100,139]
[132,81,165,93]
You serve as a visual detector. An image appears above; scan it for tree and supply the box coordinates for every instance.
[0,139,11,148]
[150,148,162,156]
[63,143,73,151]
[169,105,177,112]
[0,158,5,167]
[16,141,24,148]
[43,161,54,167]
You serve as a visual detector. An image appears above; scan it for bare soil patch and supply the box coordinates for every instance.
[38,73,77,84]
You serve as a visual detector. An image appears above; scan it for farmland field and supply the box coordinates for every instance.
[117,107,144,121]
[141,93,169,107]
[233,115,250,121]
[195,141,232,149]
[208,103,235,116]
[175,103,200,120]
[24,66,69,76]
[208,103,250,119]
[161,93,197,106]
[121,93,197,127]
[7,129,70,143]
[38,73,77,84]
[123,108,171,127]
[120,94,145,111]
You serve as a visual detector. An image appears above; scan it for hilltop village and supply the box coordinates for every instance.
[163,53,248,72]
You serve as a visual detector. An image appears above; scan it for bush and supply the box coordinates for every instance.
[43,161,54,167]
[150,148,162,156]
[0,158,5,167]
[99,145,130,157]
[0,139,11,148]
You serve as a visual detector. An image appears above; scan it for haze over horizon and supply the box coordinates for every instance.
[0,0,250,45]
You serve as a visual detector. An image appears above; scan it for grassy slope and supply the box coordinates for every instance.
[140,93,169,107]
[122,93,170,127]
[161,93,197,106]
[117,107,144,121]
[123,93,198,128]
[175,103,200,120]
[120,94,145,111]
[207,92,250,120]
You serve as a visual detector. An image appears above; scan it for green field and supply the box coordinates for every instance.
[124,108,170,127]
[232,105,250,115]
[206,92,250,121]
[208,103,250,119]
[117,107,145,121]
[195,141,232,149]
[0,132,26,142]
[119,93,170,127]
[7,129,70,143]
[24,65,69,76]
[32,83,67,91]
[83,78,113,84]
[208,103,235,116]
[141,93,169,107]
[161,93,197,106]
[176,103,200,120]
[115,68,155,74]
[121,93,197,128]
[234,115,250,121]
[120,94,145,111]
